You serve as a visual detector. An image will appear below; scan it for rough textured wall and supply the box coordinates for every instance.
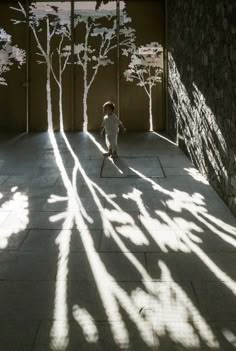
[167,0,236,214]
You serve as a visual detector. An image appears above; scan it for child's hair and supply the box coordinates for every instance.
[103,101,115,111]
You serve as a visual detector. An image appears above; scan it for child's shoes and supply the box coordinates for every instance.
[103,151,112,156]
[111,152,118,158]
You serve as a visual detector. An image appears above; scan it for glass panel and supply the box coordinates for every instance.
[119,0,164,131]
[29,0,72,131]
[74,0,118,131]
[0,0,165,132]
[0,1,27,131]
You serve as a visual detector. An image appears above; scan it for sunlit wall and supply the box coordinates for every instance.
[166,0,236,215]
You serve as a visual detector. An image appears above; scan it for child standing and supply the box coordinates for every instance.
[100,101,126,158]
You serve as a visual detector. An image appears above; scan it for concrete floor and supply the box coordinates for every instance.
[0,131,235,350]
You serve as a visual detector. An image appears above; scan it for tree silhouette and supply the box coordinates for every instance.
[0,28,25,86]
[49,9,71,132]
[12,1,135,132]
[124,42,163,131]
[67,1,135,131]
[11,2,71,131]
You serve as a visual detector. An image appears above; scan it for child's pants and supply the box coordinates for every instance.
[106,133,118,152]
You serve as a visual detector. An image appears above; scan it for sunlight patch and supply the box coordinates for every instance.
[185,168,209,184]
[50,321,69,351]
[0,191,29,249]
[222,329,236,347]
[73,305,98,343]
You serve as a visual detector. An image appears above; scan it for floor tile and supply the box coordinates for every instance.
[33,320,156,351]
[101,157,165,178]
[0,320,39,351]
[0,132,235,350]
[21,228,102,252]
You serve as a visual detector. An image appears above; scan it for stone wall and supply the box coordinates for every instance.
[166,0,236,214]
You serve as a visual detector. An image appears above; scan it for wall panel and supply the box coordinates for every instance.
[74,1,118,131]
[29,1,72,131]
[0,1,27,131]
[119,0,164,131]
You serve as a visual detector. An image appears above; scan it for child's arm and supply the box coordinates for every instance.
[119,120,126,133]
[100,120,105,136]
[114,115,126,132]
[100,126,105,136]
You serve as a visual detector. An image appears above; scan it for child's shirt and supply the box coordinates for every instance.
[102,113,122,135]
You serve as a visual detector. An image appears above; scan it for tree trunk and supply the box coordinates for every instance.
[148,87,153,131]
[83,82,88,132]
[59,74,64,132]
[46,19,53,132]
[46,66,53,132]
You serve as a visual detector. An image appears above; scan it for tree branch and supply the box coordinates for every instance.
[10,2,26,17]
[62,53,70,73]
[87,29,107,91]
[105,44,117,55]
[120,37,133,47]
[64,28,71,40]
[87,63,100,91]
[58,36,64,55]
[102,32,117,56]
[30,24,47,60]
[75,54,83,67]
[50,53,60,87]
[50,25,57,40]
[138,70,149,96]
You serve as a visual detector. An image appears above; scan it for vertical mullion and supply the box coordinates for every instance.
[26,0,30,132]
[164,0,168,135]
[116,0,120,118]
[71,0,75,130]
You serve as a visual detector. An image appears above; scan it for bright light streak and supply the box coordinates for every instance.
[50,320,69,351]
[189,237,236,295]
[72,305,98,343]
[85,133,222,348]
[152,131,177,145]
[130,165,236,295]
[201,211,236,236]
[48,195,68,203]
[109,157,124,174]
[86,132,106,153]
[47,130,227,349]
[49,131,131,347]
[222,329,236,346]
[152,261,219,348]
[49,212,67,222]
[86,132,124,173]
[159,211,236,295]
[61,131,154,346]
[48,131,78,350]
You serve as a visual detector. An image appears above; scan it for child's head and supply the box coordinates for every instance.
[103,101,115,115]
